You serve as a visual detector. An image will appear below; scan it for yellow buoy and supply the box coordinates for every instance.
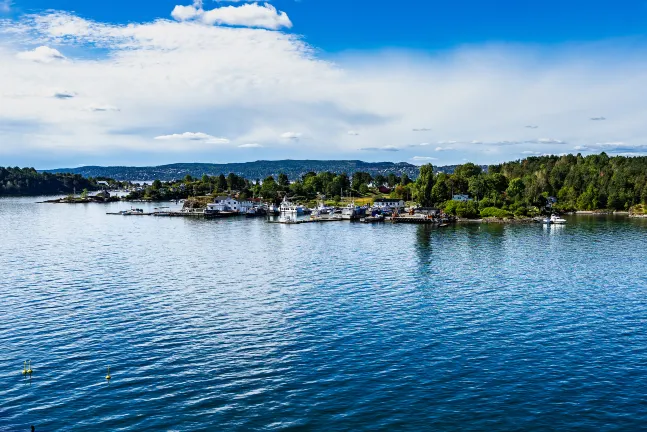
[106,366,111,381]
[27,360,33,375]
[22,361,27,376]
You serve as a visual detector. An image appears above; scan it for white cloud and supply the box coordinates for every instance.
[0,0,10,13]
[17,46,65,63]
[280,132,302,139]
[172,2,292,30]
[347,130,359,136]
[435,146,454,151]
[86,104,120,112]
[412,156,437,160]
[360,145,399,152]
[238,143,263,148]
[171,5,203,21]
[155,132,229,144]
[590,116,606,121]
[412,128,431,132]
[2,7,647,166]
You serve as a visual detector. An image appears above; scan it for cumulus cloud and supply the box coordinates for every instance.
[238,143,263,148]
[280,132,301,139]
[155,132,229,144]
[2,6,647,166]
[171,2,292,30]
[17,46,65,63]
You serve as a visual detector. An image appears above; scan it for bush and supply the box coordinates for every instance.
[444,200,479,218]
[514,207,528,217]
[480,207,512,219]
[478,197,495,210]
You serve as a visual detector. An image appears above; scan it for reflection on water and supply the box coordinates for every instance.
[1,198,647,431]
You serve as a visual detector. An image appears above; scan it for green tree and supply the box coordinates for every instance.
[414,164,435,207]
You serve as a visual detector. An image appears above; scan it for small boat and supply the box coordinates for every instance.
[543,214,567,224]
[246,207,267,217]
[121,208,145,215]
[267,203,280,216]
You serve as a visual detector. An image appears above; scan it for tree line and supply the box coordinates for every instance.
[412,153,647,218]
[6,154,647,217]
[0,167,108,196]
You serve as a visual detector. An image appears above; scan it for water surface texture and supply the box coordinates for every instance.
[1,197,647,431]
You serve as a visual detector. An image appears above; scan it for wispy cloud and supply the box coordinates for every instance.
[347,130,359,136]
[574,142,647,154]
[238,143,263,148]
[412,128,431,132]
[525,125,538,129]
[53,91,75,99]
[86,104,120,112]
[0,0,11,13]
[154,132,229,144]
[280,131,302,139]
[360,146,400,152]
[590,116,606,121]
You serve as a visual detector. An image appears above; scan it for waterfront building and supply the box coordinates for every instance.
[373,198,405,209]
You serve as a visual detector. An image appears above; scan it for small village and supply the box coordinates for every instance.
[107,193,460,225]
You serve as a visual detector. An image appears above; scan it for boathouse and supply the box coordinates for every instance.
[373,198,405,209]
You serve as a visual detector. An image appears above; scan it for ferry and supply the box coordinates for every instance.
[280,197,304,215]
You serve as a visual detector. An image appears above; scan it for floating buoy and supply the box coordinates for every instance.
[27,360,33,375]
[22,361,27,376]
[106,366,111,381]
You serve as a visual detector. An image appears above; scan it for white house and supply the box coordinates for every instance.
[452,194,472,202]
[210,196,240,212]
[373,198,405,209]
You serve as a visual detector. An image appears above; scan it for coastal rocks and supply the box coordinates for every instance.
[629,204,647,218]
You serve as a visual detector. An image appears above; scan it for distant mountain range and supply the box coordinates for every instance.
[43,160,468,181]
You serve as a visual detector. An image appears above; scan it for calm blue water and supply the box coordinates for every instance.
[1,197,647,431]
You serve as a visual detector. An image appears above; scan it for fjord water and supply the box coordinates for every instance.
[1,197,647,431]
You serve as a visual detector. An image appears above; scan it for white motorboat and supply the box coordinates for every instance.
[543,214,567,224]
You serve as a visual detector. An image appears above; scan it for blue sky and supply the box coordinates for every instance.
[1,0,647,168]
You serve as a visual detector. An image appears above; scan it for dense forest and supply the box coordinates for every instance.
[0,167,103,196]
[0,167,134,196]
[413,153,647,218]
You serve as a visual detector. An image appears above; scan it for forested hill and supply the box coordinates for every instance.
[0,167,101,196]
[44,160,423,181]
